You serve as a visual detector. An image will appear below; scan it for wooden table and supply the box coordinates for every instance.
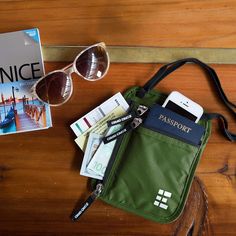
[0,1,236,235]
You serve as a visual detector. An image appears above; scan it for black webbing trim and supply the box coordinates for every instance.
[142,60,186,93]
[136,60,185,97]
[137,58,236,141]
[202,113,236,141]
[140,58,236,115]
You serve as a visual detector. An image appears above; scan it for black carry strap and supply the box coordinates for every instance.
[137,58,236,141]
[202,113,236,141]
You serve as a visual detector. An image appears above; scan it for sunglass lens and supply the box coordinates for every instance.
[35,72,72,105]
[75,45,109,81]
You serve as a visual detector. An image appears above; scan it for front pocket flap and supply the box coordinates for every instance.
[143,104,205,146]
[100,127,200,223]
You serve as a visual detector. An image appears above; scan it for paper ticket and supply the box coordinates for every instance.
[75,106,126,151]
[70,92,129,137]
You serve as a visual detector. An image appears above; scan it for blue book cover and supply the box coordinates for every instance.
[0,28,52,135]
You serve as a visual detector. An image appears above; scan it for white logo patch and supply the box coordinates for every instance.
[154,189,172,210]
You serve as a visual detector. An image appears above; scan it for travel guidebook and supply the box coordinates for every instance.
[0,28,52,135]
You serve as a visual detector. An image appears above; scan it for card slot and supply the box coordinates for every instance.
[141,123,200,146]
[136,126,199,150]
[143,104,206,146]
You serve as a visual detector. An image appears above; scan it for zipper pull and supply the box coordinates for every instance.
[103,117,144,144]
[136,105,149,117]
[71,183,103,221]
[103,105,148,144]
[107,105,148,127]
[107,112,134,127]
[130,117,143,129]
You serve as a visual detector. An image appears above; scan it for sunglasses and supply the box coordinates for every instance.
[32,42,110,106]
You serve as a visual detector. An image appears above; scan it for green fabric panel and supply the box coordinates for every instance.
[98,87,211,223]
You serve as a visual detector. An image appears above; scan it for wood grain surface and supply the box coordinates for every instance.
[1,0,236,48]
[0,1,236,235]
[0,62,235,236]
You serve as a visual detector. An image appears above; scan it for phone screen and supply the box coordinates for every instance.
[165,101,197,122]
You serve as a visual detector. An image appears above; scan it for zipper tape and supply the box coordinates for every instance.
[71,105,149,220]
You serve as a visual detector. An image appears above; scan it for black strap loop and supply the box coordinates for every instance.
[202,113,236,141]
[138,58,236,141]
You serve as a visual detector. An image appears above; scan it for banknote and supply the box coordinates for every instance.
[75,106,126,151]
[80,133,103,180]
[87,124,122,177]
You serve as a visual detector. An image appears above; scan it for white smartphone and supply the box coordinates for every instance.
[162,91,203,123]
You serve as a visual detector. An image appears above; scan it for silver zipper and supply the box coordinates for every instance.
[103,105,149,143]
[107,105,148,127]
[130,117,143,129]
[136,105,149,116]
[92,183,103,198]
